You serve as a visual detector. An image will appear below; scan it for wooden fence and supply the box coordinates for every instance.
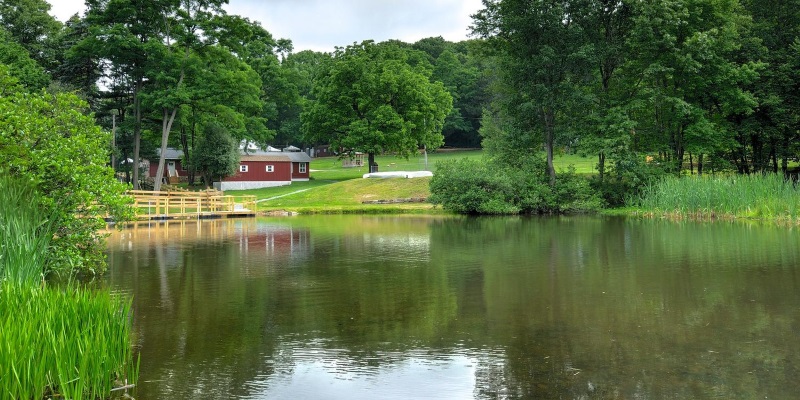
[128,189,257,220]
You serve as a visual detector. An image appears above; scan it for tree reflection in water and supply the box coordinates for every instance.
[105,216,800,399]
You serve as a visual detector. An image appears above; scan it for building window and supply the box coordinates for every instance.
[266,165,274,172]
[239,164,248,173]
[299,163,307,173]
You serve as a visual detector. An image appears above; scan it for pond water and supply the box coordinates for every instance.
[104,215,800,399]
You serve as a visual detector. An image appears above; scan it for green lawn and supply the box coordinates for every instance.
[309,149,485,181]
[225,149,598,212]
[251,177,437,213]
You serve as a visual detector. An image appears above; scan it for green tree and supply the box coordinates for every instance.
[274,50,328,147]
[431,45,486,148]
[739,0,800,174]
[0,0,61,71]
[302,41,452,170]
[0,64,132,276]
[0,26,49,89]
[174,43,264,185]
[473,0,596,185]
[81,0,178,189]
[52,15,103,99]
[624,0,759,174]
[191,122,239,187]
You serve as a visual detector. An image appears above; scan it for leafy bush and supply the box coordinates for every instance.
[0,65,133,277]
[430,156,601,215]
[591,153,665,207]
[429,158,519,214]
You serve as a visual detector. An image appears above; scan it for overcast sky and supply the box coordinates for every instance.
[50,0,484,53]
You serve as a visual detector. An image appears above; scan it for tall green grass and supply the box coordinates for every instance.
[0,176,54,286]
[0,284,138,399]
[0,175,138,398]
[632,174,800,221]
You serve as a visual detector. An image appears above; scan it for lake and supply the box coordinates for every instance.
[104,215,800,399]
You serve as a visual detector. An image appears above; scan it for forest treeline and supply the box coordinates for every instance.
[1,0,798,204]
[0,0,489,191]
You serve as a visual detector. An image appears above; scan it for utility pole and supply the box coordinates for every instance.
[111,114,116,175]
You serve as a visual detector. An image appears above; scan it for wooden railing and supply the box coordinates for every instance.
[128,190,257,219]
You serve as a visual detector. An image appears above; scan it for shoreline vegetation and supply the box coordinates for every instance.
[0,177,138,398]
[220,151,800,225]
[630,173,800,224]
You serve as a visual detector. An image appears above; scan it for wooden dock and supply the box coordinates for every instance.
[129,190,257,220]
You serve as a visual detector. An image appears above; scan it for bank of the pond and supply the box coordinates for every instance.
[629,174,800,224]
[233,157,799,224]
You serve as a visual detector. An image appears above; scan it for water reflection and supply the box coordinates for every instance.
[105,216,800,399]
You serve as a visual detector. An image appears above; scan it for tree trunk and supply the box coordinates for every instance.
[368,152,377,173]
[153,108,179,192]
[132,80,143,190]
[542,108,556,186]
[698,153,704,176]
[180,125,194,185]
[689,153,694,175]
[597,152,605,183]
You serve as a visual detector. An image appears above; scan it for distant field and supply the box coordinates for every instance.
[309,149,484,181]
[310,150,595,181]
[226,149,598,212]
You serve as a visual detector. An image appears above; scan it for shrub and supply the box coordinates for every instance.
[0,66,133,277]
[429,156,602,215]
[429,158,519,214]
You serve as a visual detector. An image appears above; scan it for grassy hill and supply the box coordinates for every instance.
[225,150,597,213]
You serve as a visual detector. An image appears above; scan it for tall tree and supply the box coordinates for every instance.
[0,26,49,89]
[52,15,103,99]
[0,0,61,71]
[81,0,177,189]
[625,0,759,174]
[739,0,800,174]
[302,41,452,170]
[473,0,596,185]
[146,0,230,192]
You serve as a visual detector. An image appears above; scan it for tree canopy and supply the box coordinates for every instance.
[302,41,453,169]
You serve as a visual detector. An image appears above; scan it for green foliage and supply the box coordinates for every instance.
[429,156,602,215]
[0,176,55,286]
[0,283,137,399]
[302,41,453,164]
[192,122,240,186]
[0,0,61,70]
[0,27,50,90]
[429,158,520,214]
[0,176,137,399]
[590,151,667,207]
[0,65,133,276]
[632,173,800,220]
[473,0,598,183]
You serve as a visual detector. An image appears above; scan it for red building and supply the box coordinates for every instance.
[215,150,312,191]
[146,149,187,182]
[146,147,312,190]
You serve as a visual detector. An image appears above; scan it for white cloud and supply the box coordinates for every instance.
[50,0,484,52]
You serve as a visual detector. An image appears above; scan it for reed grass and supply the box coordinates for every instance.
[0,176,55,286]
[632,174,800,221]
[0,284,137,399]
[0,175,138,399]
